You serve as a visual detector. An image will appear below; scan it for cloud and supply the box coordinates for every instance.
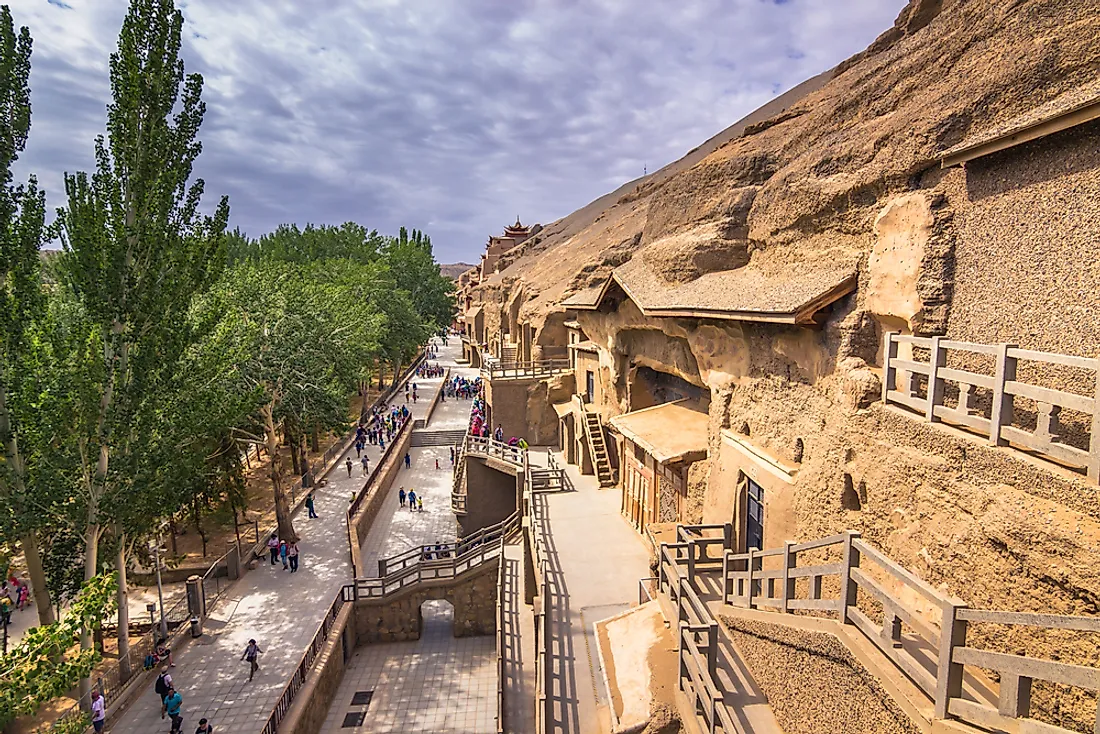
[10,0,907,262]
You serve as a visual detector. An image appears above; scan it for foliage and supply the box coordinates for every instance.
[0,573,117,729]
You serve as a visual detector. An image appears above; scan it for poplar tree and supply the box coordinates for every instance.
[55,0,228,686]
[0,5,56,628]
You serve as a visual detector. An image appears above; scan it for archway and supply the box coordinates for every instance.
[420,599,456,640]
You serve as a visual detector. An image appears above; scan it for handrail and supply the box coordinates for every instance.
[882,331,1100,483]
[379,511,519,576]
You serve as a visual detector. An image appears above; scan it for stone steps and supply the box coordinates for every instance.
[410,429,467,447]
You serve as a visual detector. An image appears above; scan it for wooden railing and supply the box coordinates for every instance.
[716,529,1100,734]
[377,511,518,576]
[353,517,514,600]
[883,332,1100,482]
[524,475,554,734]
[465,434,527,466]
[483,358,571,380]
[495,535,507,734]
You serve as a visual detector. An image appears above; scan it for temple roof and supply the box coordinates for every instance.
[563,256,857,325]
[940,77,1100,167]
[503,215,530,236]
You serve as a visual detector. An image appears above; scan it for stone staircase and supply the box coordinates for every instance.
[583,410,615,487]
[500,342,518,366]
[410,428,466,447]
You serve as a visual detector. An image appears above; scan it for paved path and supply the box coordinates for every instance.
[106,339,451,734]
[532,450,652,734]
[322,344,500,732]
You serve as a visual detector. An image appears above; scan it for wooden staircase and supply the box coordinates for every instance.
[583,410,615,487]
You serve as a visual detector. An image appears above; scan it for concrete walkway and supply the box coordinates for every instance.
[323,345,500,732]
[531,450,652,734]
[105,339,451,734]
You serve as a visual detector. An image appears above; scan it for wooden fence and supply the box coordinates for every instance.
[713,528,1100,734]
[882,332,1100,482]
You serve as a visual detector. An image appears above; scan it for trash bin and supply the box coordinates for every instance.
[190,616,202,638]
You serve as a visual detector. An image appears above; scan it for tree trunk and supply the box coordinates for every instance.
[79,519,100,705]
[263,402,297,543]
[299,435,312,487]
[289,429,301,475]
[115,530,132,684]
[311,424,320,453]
[21,531,55,626]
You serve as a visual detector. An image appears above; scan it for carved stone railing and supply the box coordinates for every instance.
[882,332,1100,482]
[483,358,571,380]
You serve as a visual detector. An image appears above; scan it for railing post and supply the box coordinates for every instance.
[934,600,968,720]
[780,541,795,613]
[990,343,1018,446]
[926,336,946,422]
[721,550,731,605]
[1090,357,1100,482]
[882,332,899,404]
[838,531,861,624]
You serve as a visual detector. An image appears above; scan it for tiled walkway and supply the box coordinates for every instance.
[323,348,500,732]
[319,601,496,734]
[105,339,451,734]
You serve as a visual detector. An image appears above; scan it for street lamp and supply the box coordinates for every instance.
[148,540,167,639]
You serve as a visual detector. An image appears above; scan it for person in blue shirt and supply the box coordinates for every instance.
[161,686,183,733]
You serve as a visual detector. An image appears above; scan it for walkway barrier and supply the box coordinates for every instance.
[495,539,507,734]
[345,414,413,577]
[465,434,526,466]
[200,550,231,617]
[377,512,518,576]
[524,480,554,734]
[260,584,356,734]
[882,332,1100,482]
[483,358,571,380]
[354,514,517,600]
[693,526,1100,734]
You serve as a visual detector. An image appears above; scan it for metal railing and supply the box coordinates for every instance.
[883,332,1100,482]
[200,551,231,617]
[260,584,355,734]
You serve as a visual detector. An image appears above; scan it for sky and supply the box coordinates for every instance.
[10,0,907,263]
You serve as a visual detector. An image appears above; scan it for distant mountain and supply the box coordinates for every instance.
[439,262,475,280]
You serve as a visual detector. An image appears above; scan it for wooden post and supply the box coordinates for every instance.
[882,332,899,404]
[780,541,795,613]
[934,601,968,720]
[927,336,946,422]
[990,343,1018,446]
[706,622,718,680]
[838,531,861,624]
[1090,358,1100,483]
[721,550,731,605]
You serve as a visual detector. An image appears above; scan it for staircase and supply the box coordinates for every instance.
[410,428,466,447]
[583,410,615,486]
[500,342,518,366]
[450,449,467,515]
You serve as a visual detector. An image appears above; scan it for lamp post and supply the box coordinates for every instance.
[149,540,167,639]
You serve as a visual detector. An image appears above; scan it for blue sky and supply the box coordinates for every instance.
[10,0,907,263]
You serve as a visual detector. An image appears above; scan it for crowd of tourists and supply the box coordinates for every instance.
[416,361,445,379]
[447,374,482,400]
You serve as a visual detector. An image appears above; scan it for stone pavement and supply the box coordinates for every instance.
[322,345,499,732]
[104,338,451,734]
[532,449,652,734]
[319,600,496,734]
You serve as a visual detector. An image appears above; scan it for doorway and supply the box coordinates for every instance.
[739,473,764,551]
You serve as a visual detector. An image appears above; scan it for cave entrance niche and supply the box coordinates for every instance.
[628,365,710,413]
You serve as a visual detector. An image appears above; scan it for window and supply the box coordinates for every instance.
[586,370,595,404]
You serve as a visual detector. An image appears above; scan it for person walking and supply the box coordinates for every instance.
[195,718,214,733]
[90,689,106,732]
[345,458,353,477]
[398,488,406,507]
[287,542,300,573]
[154,667,173,706]
[355,440,363,458]
[242,639,263,681]
[267,533,279,565]
[279,540,288,570]
[417,496,424,512]
[407,489,417,510]
[162,686,183,733]
[305,491,318,519]
[404,452,411,469]
[361,454,370,476]
[435,458,440,470]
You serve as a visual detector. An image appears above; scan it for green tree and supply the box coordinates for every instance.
[383,229,455,330]
[55,0,228,686]
[0,4,57,628]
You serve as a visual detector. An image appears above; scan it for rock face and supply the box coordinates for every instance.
[463,1,1100,729]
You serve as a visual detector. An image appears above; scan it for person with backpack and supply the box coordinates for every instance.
[195,718,214,733]
[305,491,318,519]
[242,639,263,681]
[279,540,288,570]
[162,686,183,733]
[407,489,417,510]
[154,667,173,704]
[398,487,406,507]
[345,457,353,477]
[287,542,300,573]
